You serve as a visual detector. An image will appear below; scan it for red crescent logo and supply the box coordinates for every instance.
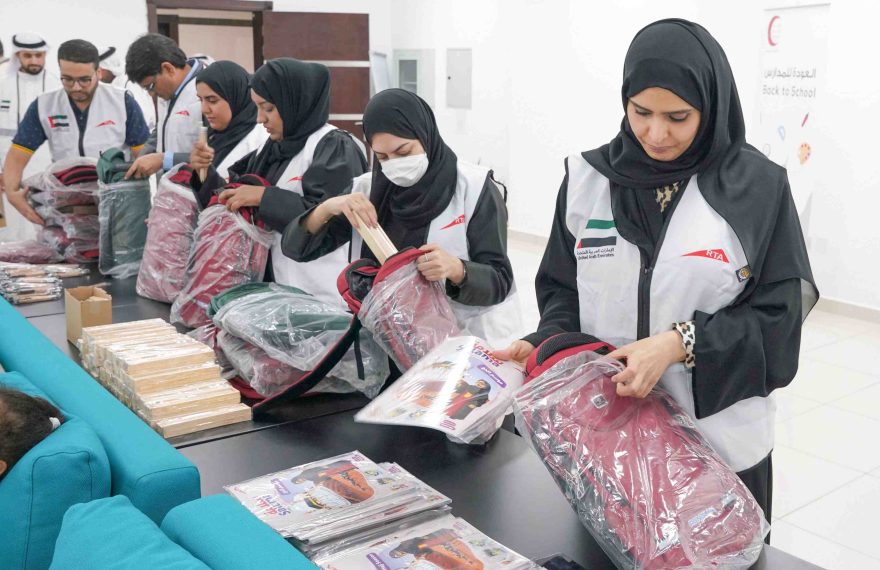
[768,15,780,46]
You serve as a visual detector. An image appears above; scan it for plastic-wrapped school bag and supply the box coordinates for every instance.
[338,248,461,371]
[513,333,767,570]
[0,240,64,264]
[96,149,151,279]
[136,164,200,302]
[23,156,99,209]
[169,177,273,328]
[209,282,388,400]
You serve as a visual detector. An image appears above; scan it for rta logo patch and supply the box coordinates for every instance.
[682,249,729,264]
[175,110,190,117]
[96,120,116,127]
[441,214,465,230]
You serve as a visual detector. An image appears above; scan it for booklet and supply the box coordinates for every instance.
[355,337,526,443]
[314,513,538,570]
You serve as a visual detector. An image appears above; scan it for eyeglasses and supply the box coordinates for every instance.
[60,75,96,87]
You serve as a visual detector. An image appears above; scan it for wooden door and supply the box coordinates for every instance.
[262,12,370,146]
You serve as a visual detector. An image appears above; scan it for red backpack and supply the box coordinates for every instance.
[337,248,461,371]
[170,175,274,328]
[516,333,767,569]
[137,165,200,303]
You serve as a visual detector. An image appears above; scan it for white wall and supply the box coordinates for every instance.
[388,0,880,311]
[0,0,149,69]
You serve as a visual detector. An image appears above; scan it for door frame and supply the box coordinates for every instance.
[146,0,273,71]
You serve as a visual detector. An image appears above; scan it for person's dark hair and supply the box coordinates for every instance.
[0,387,63,481]
[0,38,5,58]
[57,39,100,68]
[125,33,187,83]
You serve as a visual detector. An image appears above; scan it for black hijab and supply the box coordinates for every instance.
[196,61,258,166]
[247,58,330,182]
[585,19,817,316]
[363,88,458,252]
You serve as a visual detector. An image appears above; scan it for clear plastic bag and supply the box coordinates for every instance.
[0,240,64,264]
[136,165,199,303]
[212,283,388,398]
[58,214,100,241]
[63,240,100,263]
[514,351,768,570]
[23,157,99,207]
[356,336,525,444]
[359,261,461,371]
[98,178,151,279]
[170,205,273,328]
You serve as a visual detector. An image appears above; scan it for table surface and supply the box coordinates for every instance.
[15,268,822,569]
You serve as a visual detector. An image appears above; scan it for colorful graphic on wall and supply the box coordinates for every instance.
[755,3,830,233]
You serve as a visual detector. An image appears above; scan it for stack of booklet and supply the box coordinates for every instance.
[226,451,539,568]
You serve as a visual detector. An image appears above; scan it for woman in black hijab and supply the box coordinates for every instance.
[499,19,817,522]
[189,60,266,177]
[210,58,367,232]
[283,88,520,346]
[195,58,367,291]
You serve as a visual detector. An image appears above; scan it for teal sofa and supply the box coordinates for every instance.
[0,298,200,523]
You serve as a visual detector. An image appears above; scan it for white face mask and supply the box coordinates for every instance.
[380,153,429,187]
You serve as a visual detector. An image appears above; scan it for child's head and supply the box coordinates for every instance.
[0,387,63,480]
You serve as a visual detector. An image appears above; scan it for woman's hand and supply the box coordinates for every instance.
[494,340,536,364]
[190,141,214,172]
[606,330,685,398]
[317,193,378,229]
[218,185,266,212]
[417,244,464,284]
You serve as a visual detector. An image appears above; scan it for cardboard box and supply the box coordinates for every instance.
[65,286,112,344]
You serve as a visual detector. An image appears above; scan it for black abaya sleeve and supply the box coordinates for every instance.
[445,179,513,306]
[692,277,803,418]
[522,174,582,348]
[280,190,356,262]
[259,130,367,232]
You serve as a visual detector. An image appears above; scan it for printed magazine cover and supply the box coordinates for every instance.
[355,337,526,443]
[315,514,538,570]
[224,451,421,538]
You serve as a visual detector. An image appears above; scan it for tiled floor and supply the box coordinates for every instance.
[507,234,880,570]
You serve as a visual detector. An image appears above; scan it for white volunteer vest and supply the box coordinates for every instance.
[113,75,156,133]
[351,160,524,348]
[37,83,129,162]
[270,123,353,308]
[157,68,202,155]
[215,124,269,178]
[0,69,58,242]
[565,154,775,472]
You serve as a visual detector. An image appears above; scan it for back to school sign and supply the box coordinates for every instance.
[754,4,830,226]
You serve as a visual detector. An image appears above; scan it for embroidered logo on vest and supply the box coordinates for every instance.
[576,219,618,260]
[682,249,729,264]
[287,175,303,183]
[736,265,752,282]
[96,119,116,127]
[0,99,10,111]
[47,114,69,129]
[174,110,190,116]
[441,214,466,229]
